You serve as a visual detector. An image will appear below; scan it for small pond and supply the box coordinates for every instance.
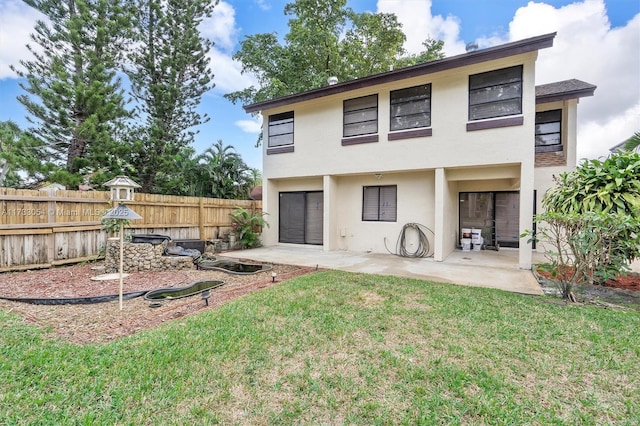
[196,258,272,275]
[144,280,225,301]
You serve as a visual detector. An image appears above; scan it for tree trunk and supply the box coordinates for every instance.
[66,137,86,173]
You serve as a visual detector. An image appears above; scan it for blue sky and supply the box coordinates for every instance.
[1,0,639,172]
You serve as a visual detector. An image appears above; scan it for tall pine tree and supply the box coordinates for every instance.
[127,0,216,193]
[12,0,131,186]
[0,120,46,187]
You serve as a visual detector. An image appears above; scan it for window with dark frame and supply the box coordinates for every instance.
[390,84,431,131]
[469,65,522,121]
[343,94,378,137]
[362,185,397,222]
[535,109,562,152]
[268,111,294,148]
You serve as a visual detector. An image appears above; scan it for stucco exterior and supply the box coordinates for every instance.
[245,33,595,271]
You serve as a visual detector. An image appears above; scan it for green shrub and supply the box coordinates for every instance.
[543,151,640,215]
[527,211,640,298]
[229,207,269,249]
[526,151,640,297]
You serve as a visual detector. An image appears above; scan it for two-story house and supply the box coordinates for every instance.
[243,32,596,270]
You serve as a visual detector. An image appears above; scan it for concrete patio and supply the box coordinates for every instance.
[224,245,545,295]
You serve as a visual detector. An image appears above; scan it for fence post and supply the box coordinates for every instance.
[45,188,56,264]
[199,197,205,241]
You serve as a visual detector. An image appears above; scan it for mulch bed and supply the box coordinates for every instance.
[3,260,638,344]
[534,266,640,308]
[0,261,316,344]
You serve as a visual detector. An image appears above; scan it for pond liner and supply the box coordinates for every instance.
[144,280,225,301]
[0,291,148,305]
[196,258,273,275]
[130,234,171,245]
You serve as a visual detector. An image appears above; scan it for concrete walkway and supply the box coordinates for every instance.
[224,245,544,295]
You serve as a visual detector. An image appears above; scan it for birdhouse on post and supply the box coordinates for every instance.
[104,175,141,203]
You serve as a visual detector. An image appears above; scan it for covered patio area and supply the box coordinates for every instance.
[224,245,545,295]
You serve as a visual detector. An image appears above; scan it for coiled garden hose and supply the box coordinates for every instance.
[385,222,434,258]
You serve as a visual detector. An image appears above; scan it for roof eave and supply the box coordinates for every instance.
[244,32,557,114]
[535,87,597,104]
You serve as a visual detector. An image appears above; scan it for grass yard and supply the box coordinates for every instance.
[1,270,638,424]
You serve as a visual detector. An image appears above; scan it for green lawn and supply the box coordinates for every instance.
[1,271,638,424]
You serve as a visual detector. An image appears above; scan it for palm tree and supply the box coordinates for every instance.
[164,147,208,196]
[197,140,252,199]
[248,168,262,188]
[623,131,640,152]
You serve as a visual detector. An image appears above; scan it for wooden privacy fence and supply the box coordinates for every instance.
[0,187,261,272]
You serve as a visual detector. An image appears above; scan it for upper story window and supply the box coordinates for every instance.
[390,84,431,131]
[268,111,294,147]
[469,65,522,121]
[343,94,378,138]
[362,185,397,222]
[535,109,562,152]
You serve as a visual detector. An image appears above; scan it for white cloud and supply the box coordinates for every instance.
[388,0,640,160]
[255,0,271,11]
[0,0,44,79]
[207,47,259,94]
[200,1,237,52]
[504,0,640,158]
[376,0,466,56]
[200,2,259,99]
[578,103,640,160]
[235,116,262,134]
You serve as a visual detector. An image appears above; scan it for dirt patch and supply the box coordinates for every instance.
[533,266,640,310]
[535,267,640,292]
[0,260,316,344]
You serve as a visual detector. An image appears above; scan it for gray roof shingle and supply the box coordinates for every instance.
[535,79,596,103]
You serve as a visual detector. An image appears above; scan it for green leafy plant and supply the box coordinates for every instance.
[101,217,130,235]
[530,151,640,294]
[229,207,269,249]
[525,211,640,299]
[543,151,640,215]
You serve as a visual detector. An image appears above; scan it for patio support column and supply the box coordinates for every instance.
[262,178,278,247]
[565,99,578,167]
[323,175,338,251]
[434,168,446,262]
[519,162,534,269]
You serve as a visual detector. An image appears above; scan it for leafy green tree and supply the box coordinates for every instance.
[395,38,446,68]
[12,0,131,185]
[0,121,46,187]
[153,146,207,197]
[622,131,640,152]
[126,0,217,193]
[543,151,640,215]
[532,151,640,287]
[197,140,252,199]
[226,0,444,108]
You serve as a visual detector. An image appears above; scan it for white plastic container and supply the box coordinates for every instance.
[461,238,471,251]
[473,237,483,251]
[461,228,472,239]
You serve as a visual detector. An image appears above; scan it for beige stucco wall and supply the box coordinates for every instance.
[260,51,543,268]
[261,177,323,247]
[334,171,436,253]
[533,100,578,219]
[262,52,539,179]
[262,171,436,253]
